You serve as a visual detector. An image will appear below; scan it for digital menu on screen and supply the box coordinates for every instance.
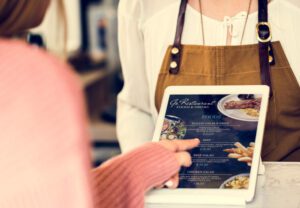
[160,94,262,189]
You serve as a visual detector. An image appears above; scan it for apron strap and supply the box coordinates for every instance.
[170,0,274,97]
[257,0,273,96]
[169,0,188,74]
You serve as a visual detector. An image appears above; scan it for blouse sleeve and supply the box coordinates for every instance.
[117,0,155,153]
[289,1,300,84]
[279,0,300,85]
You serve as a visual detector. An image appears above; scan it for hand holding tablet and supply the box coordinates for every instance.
[155,138,200,189]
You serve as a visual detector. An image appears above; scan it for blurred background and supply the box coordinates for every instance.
[25,0,300,167]
[31,0,121,167]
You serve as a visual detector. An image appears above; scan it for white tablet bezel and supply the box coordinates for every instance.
[147,85,269,205]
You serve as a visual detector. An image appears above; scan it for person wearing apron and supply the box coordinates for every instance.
[154,0,300,161]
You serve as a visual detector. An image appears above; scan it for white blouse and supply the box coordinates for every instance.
[117,0,300,152]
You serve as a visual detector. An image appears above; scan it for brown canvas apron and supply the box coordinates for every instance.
[155,0,300,161]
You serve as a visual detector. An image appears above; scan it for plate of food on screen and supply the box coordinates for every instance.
[160,115,187,140]
[224,142,255,166]
[217,94,262,122]
[220,173,250,189]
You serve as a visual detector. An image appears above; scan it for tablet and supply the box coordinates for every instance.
[146,85,269,205]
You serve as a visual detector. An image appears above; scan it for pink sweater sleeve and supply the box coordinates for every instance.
[92,142,180,208]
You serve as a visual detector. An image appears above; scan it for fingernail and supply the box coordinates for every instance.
[165,180,173,188]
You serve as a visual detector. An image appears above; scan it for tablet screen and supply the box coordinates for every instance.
[159,94,262,189]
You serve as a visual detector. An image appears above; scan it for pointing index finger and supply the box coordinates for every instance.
[160,138,200,152]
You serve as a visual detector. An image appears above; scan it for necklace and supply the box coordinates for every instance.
[198,0,253,45]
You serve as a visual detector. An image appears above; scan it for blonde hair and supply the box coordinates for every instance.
[0,0,50,36]
[0,0,68,57]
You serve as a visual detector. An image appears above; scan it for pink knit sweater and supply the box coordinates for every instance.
[0,39,180,208]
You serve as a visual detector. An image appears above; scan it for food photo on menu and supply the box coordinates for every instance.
[159,94,262,189]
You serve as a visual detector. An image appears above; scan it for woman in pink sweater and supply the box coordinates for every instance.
[0,0,199,207]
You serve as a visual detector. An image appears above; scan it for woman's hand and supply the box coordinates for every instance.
[156,138,200,189]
